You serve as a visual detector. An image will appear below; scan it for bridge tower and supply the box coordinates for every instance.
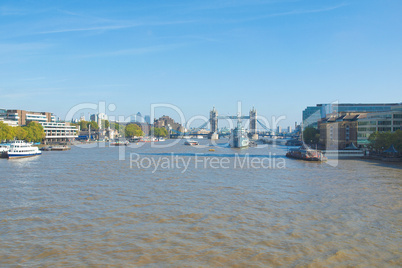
[210,107,218,133]
[249,107,258,140]
[209,107,219,139]
[249,107,257,134]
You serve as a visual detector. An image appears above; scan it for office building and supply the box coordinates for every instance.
[40,122,78,144]
[303,103,401,128]
[357,108,402,146]
[0,109,56,126]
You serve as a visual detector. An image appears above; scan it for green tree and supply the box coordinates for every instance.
[151,127,168,137]
[102,120,110,129]
[79,120,88,131]
[14,126,27,140]
[369,130,402,152]
[23,122,45,142]
[303,127,320,144]
[88,121,99,130]
[110,122,124,133]
[0,121,14,141]
[78,120,98,130]
[125,124,143,138]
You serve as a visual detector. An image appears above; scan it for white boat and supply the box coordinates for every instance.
[7,140,42,159]
[184,140,199,146]
[158,138,166,142]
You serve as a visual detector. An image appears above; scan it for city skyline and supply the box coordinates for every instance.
[1,0,401,126]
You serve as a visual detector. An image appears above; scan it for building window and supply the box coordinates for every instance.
[378,121,391,125]
[378,127,391,132]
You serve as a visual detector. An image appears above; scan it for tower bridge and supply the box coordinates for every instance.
[169,107,269,139]
[209,106,258,139]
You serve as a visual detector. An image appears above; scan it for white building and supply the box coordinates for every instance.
[40,122,78,143]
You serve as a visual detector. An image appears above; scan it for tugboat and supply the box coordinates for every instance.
[229,116,249,148]
[7,140,42,159]
[286,146,327,162]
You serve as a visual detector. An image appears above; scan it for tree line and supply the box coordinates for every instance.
[123,125,167,138]
[368,130,402,153]
[70,119,169,139]
[0,121,45,142]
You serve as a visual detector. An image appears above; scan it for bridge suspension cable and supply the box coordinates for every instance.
[257,119,270,132]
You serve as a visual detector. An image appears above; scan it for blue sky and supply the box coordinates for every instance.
[1,0,401,128]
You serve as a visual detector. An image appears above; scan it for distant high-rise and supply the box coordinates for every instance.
[144,115,151,124]
[136,112,144,123]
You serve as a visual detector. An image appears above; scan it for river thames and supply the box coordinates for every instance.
[1,140,401,267]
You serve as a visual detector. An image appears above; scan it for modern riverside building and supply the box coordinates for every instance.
[303,103,402,128]
[302,106,322,128]
[357,108,402,146]
[1,109,56,126]
[0,109,18,126]
[40,122,78,143]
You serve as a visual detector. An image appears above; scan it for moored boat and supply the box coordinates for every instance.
[110,140,129,146]
[51,145,71,151]
[7,140,42,159]
[0,144,10,158]
[229,118,249,148]
[286,147,327,161]
[138,137,158,142]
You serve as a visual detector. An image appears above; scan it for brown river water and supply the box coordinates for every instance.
[1,140,401,267]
